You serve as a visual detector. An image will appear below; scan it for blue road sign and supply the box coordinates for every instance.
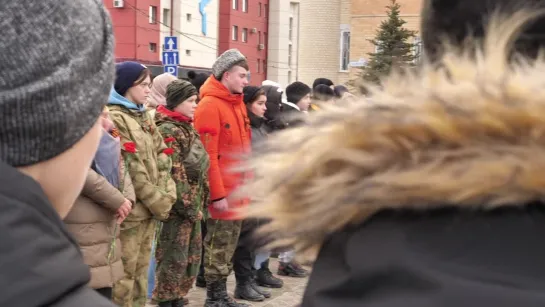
[164,65,178,77]
[162,51,179,66]
[164,36,178,51]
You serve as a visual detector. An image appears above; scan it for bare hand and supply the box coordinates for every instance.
[197,211,203,220]
[213,199,228,212]
[116,198,132,224]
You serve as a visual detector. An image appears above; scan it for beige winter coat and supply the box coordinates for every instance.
[65,165,135,289]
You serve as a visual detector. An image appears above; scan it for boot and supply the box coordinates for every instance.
[277,261,308,278]
[234,278,265,302]
[205,280,251,307]
[256,267,284,288]
[196,274,206,288]
[250,269,271,298]
[158,301,173,307]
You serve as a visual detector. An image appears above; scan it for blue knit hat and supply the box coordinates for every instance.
[114,61,147,96]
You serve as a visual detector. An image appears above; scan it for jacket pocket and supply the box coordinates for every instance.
[219,122,233,148]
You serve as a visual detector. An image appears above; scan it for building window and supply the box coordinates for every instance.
[264,4,268,17]
[149,6,157,24]
[263,59,267,76]
[258,2,262,16]
[264,32,267,47]
[149,42,157,52]
[242,28,248,42]
[186,49,191,56]
[258,31,261,44]
[162,8,170,26]
[289,17,293,41]
[257,59,261,73]
[232,25,238,41]
[340,30,350,71]
[187,13,192,22]
[232,0,238,10]
[288,70,292,83]
[242,0,248,12]
[288,44,293,66]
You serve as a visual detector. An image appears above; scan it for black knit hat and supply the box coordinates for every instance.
[115,62,147,96]
[243,86,261,105]
[312,78,334,89]
[166,79,198,110]
[422,0,545,61]
[286,81,311,104]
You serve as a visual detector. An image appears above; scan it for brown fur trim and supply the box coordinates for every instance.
[236,13,545,261]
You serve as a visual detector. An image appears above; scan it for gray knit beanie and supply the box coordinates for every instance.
[212,49,247,80]
[0,0,115,167]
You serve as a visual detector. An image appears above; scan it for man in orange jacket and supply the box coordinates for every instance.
[194,49,251,307]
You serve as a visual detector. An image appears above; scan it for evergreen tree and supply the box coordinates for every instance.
[362,0,417,84]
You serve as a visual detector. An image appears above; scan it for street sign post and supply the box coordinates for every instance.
[164,65,177,76]
[162,36,179,76]
[162,51,179,65]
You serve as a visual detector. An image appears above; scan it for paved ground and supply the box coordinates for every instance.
[147,259,309,307]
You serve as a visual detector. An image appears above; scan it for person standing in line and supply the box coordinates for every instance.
[153,80,211,307]
[145,72,177,303]
[231,86,275,302]
[282,81,312,128]
[64,107,135,301]
[194,49,252,307]
[146,73,177,118]
[0,0,119,306]
[108,61,177,307]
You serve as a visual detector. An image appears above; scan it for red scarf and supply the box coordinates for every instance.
[157,105,192,123]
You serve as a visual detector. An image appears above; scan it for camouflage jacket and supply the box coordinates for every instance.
[155,107,210,222]
[109,104,176,221]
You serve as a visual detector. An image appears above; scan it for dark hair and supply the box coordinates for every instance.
[187,70,196,80]
[313,84,335,101]
[134,68,151,86]
[191,73,209,93]
[250,89,266,103]
[421,0,545,62]
[313,78,334,89]
[334,85,349,98]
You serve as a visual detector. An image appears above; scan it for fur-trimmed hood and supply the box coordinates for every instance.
[238,15,545,259]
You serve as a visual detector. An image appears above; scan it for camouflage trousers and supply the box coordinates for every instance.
[204,219,242,283]
[113,219,156,307]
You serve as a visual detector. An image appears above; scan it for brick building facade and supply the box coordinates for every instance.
[348,0,423,81]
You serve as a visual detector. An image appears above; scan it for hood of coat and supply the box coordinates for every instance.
[108,88,146,112]
[238,17,545,258]
[200,75,243,105]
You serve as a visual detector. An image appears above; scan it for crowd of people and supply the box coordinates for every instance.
[6,0,545,307]
[61,45,354,307]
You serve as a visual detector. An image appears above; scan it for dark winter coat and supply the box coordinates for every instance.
[248,111,269,146]
[241,25,545,306]
[0,160,116,307]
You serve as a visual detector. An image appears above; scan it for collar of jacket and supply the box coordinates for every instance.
[156,105,192,123]
[247,110,266,128]
[238,17,545,259]
[282,100,300,111]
